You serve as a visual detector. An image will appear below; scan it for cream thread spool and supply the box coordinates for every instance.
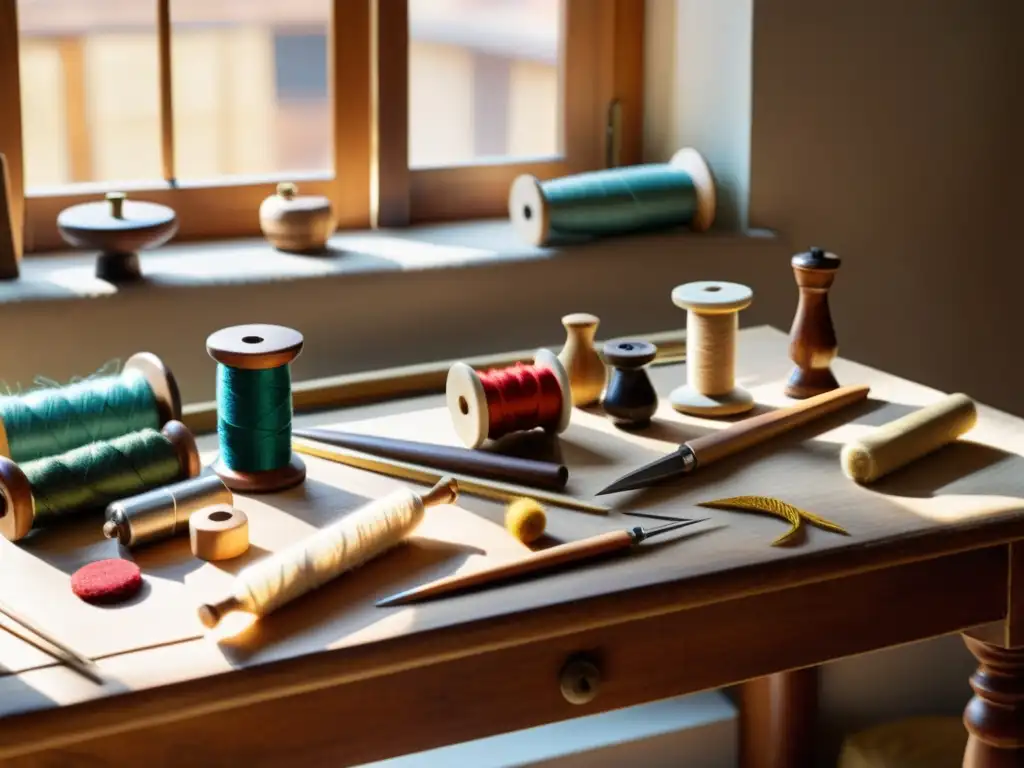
[190,507,250,562]
[841,393,978,484]
[197,477,459,629]
[103,474,233,549]
[670,281,754,417]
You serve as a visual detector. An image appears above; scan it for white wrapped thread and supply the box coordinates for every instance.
[232,488,424,617]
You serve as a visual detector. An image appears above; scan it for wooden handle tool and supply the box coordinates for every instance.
[597,385,870,495]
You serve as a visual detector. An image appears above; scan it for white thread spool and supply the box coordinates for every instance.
[446,349,572,449]
[197,478,458,628]
[670,281,754,417]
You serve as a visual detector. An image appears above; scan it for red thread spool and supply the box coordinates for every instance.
[446,349,572,449]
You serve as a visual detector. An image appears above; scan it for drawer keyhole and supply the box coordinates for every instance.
[559,655,602,705]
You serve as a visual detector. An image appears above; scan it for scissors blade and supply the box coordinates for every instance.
[595,446,696,495]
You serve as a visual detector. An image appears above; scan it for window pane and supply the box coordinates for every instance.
[17,0,162,190]
[170,2,331,182]
[408,0,562,169]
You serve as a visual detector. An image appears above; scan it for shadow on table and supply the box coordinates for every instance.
[867,440,1023,499]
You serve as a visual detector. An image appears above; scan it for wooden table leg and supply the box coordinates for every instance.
[963,635,1024,767]
[739,667,819,768]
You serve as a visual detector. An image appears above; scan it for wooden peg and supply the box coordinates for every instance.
[557,312,607,407]
[786,247,841,399]
[601,339,658,428]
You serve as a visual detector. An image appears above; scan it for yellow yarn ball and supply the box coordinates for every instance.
[505,498,547,544]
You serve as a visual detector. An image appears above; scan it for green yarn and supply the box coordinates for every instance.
[0,368,161,464]
[25,429,182,526]
[216,365,293,473]
[542,164,699,240]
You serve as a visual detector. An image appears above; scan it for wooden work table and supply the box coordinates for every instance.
[1,325,1023,767]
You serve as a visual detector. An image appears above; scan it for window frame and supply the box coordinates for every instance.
[0,0,643,271]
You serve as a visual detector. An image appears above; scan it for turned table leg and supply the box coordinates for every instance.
[963,635,1024,767]
[739,668,819,768]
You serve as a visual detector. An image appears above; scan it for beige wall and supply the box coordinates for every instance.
[646,0,1022,762]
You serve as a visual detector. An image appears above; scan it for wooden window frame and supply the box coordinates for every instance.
[0,0,642,273]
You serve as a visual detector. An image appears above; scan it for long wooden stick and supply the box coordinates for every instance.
[0,599,102,684]
[293,439,610,516]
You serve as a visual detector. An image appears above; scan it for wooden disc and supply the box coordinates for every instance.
[533,348,572,434]
[213,453,306,494]
[602,339,657,369]
[162,420,201,480]
[669,148,716,232]
[670,384,754,417]
[509,174,550,247]
[190,506,250,561]
[56,196,178,253]
[561,312,599,329]
[446,362,489,449]
[206,325,304,370]
[671,281,752,314]
[0,457,34,542]
[124,352,182,424]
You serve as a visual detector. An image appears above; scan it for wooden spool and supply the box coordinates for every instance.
[0,351,182,461]
[190,506,250,562]
[206,324,307,493]
[670,281,754,417]
[445,349,572,450]
[601,339,659,428]
[0,420,201,542]
[557,312,607,407]
[259,182,336,254]
[787,247,842,398]
[56,192,178,283]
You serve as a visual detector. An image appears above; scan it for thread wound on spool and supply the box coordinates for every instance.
[26,429,184,526]
[217,366,293,472]
[0,367,161,463]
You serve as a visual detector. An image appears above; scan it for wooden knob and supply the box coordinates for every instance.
[106,192,126,219]
[557,312,607,407]
[559,655,602,705]
[601,339,658,428]
[786,247,842,399]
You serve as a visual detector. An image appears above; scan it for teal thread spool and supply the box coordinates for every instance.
[0,420,200,542]
[508,147,716,247]
[207,324,306,493]
[0,352,181,464]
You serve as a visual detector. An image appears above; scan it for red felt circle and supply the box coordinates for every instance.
[70,559,143,604]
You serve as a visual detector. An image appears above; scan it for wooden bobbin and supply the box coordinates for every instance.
[508,147,717,247]
[557,312,607,407]
[670,281,754,417]
[787,247,842,399]
[190,506,250,561]
[0,351,182,461]
[0,420,201,543]
[602,339,659,428]
[446,349,572,450]
[206,324,306,494]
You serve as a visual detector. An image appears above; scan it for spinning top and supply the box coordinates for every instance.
[602,339,658,428]
[786,247,841,399]
[57,192,177,283]
[557,313,607,407]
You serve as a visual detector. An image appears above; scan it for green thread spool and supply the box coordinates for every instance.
[206,324,306,493]
[508,147,716,247]
[0,420,200,542]
[0,352,181,464]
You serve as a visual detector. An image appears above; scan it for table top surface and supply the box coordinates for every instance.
[2,325,1024,728]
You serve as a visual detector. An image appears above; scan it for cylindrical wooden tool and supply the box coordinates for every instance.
[670,281,754,417]
[197,477,459,629]
[557,313,607,407]
[787,247,842,398]
[291,428,568,490]
[840,393,977,484]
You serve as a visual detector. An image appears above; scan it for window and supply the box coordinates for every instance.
[0,0,642,265]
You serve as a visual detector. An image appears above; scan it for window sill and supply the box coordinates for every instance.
[0,220,784,402]
[4,220,776,304]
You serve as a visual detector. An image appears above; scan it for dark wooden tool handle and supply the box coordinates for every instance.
[687,385,870,467]
[292,428,568,490]
[384,530,634,605]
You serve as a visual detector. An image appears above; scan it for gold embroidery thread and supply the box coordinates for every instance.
[696,496,849,546]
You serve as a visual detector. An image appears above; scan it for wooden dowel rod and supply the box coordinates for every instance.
[156,0,175,183]
[292,439,609,516]
[292,428,569,490]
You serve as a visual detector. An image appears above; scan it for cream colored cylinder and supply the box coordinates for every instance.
[687,309,736,396]
[840,393,977,484]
